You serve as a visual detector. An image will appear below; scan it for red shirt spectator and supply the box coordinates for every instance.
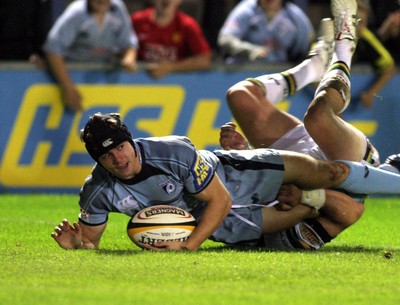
[131,0,212,79]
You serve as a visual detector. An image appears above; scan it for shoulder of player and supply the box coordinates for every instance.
[136,135,194,147]
[136,136,197,162]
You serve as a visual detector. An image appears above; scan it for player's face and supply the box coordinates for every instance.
[98,141,138,179]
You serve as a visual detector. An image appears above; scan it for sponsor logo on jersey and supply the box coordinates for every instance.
[191,153,212,191]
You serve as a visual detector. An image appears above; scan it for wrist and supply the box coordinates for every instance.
[301,189,326,210]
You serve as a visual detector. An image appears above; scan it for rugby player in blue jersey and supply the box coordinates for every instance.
[51,110,400,252]
[51,0,400,252]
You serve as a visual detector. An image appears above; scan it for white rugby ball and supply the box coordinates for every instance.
[127,205,197,249]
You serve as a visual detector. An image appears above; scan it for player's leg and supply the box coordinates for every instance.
[261,189,365,250]
[281,151,400,195]
[276,184,365,235]
[225,79,301,149]
[304,0,366,161]
[280,151,350,189]
[226,19,334,149]
[316,190,365,237]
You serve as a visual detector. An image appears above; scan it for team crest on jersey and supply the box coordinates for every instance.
[116,195,140,212]
[159,180,177,194]
[191,153,212,191]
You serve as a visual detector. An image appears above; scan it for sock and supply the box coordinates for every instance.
[253,57,323,104]
[332,40,355,69]
[337,160,400,195]
[285,56,325,90]
[252,73,288,104]
[314,61,351,112]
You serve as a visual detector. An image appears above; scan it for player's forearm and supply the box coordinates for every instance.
[261,205,317,234]
[368,65,396,96]
[185,197,231,251]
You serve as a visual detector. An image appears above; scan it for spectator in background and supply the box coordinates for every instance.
[217,0,314,64]
[131,0,212,79]
[368,0,400,64]
[43,0,138,112]
[0,0,52,63]
[201,0,235,55]
[353,0,396,108]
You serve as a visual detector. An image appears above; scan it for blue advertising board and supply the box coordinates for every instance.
[0,63,399,193]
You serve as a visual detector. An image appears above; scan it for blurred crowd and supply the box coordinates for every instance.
[0,0,398,111]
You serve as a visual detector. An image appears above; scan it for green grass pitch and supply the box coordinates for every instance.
[1,194,399,305]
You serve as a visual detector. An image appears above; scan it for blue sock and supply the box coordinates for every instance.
[338,160,400,195]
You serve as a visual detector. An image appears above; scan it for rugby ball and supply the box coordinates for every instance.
[127,205,197,249]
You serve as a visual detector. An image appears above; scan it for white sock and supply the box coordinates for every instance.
[253,57,323,104]
[331,40,355,69]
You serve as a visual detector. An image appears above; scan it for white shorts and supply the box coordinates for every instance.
[269,124,327,161]
[270,124,380,166]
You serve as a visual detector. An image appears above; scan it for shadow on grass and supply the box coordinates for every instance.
[96,244,398,255]
[200,244,399,256]
[96,249,142,256]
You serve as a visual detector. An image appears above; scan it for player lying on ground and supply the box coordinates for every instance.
[220,122,367,249]
[51,1,400,252]
[51,111,400,252]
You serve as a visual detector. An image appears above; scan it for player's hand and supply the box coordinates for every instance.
[277,184,302,207]
[219,122,250,150]
[146,61,172,79]
[62,86,83,112]
[51,219,83,250]
[249,46,269,61]
[121,57,137,72]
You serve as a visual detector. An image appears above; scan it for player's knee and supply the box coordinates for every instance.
[226,83,245,106]
[341,202,365,228]
[304,95,331,131]
[226,82,260,109]
[354,203,365,220]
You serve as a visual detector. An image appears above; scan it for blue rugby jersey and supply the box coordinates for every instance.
[218,0,314,63]
[43,0,138,62]
[78,136,285,225]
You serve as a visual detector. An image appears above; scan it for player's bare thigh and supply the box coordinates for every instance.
[226,80,301,148]
[304,89,367,161]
